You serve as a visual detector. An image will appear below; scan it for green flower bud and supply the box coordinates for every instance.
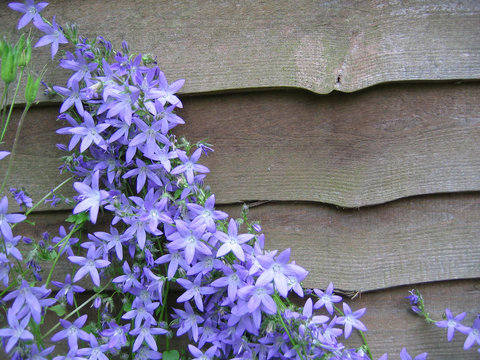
[17,37,32,68]
[1,45,17,85]
[14,34,25,60]
[0,39,6,58]
[25,73,42,104]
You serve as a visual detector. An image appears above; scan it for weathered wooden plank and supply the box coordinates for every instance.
[222,194,480,291]
[2,83,480,208]
[0,106,73,209]
[178,83,480,207]
[13,192,480,292]
[342,279,480,359]
[0,0,479,102]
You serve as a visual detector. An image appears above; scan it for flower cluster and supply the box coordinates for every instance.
[0,1,478,359]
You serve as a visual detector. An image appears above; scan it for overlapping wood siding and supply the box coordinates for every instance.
[1,0,479,358]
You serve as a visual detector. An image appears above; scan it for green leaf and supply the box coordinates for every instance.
[65,212,89,225]
[49,304,66,317]
[163,350,180,360]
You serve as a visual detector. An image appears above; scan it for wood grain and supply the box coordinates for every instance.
[221,195,480,291]
[340,279,480,359]
[0,0,479,102]
[178,83,480,207]
[2,83,480,208]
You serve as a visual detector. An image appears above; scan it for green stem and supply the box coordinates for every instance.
[0,102,31,194]
[44,224,78,288]
[0,68,24,144]
[25,176,73,216]
[43,280,112,339]
[0,84,10,133]
[0,268,30,298]
[273,294,306,360]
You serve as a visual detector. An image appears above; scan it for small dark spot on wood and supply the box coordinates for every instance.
[336,74,341,84]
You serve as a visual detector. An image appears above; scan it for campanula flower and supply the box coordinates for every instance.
[33,16,68,59]
[0,309,33,353]
[8,0,48,29]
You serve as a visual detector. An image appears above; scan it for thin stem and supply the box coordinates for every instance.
[0,102,31,194]
[44,224,78,288]
[0,84,10,132]
[0,68,24,143]
[25,176,73,216]
[273,293,306,360]
[43,280,112,339]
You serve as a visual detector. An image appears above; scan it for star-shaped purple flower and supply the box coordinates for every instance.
[33,15,68,59]
[72,170,109,224]
[8,0,48,29]
[336,302,367,339]
[68,245,110,286]
[0,196,26,241]
[435,308,470,342]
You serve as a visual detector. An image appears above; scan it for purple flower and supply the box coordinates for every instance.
[4,235,23,261]
[210,265,247,303]
[336,302,367,339]
[72,170,109,224]
[166,220,211,265]
[59,49,98,87]
[256,248,307,297]
[0,309,34,353]
[53,80,89,116]
[188,344,218,360]
[176,274,217,312]
[172,302,204,342]
[171,149,209,184]
[0,196,26,241]
[27,344,55,360]
[51,314,90,349]
[122,159,163,193]
[94,226,132,261]
[215,219,253,262]
[237,283,277,315]
[9,188,33,210]
[98,85,140,125]
[400,348,428,360]
[129,117,170,158]
[147,72,184,108]
[69,111,110,153]
[0,151,10,160]
[68,245,110,286]
[51,274,85,306]
[2,280,52,324]
[314,282,343,315]
[121,301,159,329]
[187,194,228,233]
[100,321,130,350]
[435,308,470,341]
[33,16,68,59]
[52,348,84,360]
[155,250,189,279]
[464,315,480,350]
[8,0,48,29]
[76,333,109,360]
[129,318,168,352]
[112,262,142,292]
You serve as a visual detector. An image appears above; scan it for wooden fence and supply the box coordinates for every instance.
[0,0,479,358]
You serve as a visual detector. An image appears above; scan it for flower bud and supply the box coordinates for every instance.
[25,73,42,104]
[0,39,6,58]
[17,37,32,68]
[1,45,17,85]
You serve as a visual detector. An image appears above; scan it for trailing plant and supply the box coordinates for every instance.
[0,1,478,359]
